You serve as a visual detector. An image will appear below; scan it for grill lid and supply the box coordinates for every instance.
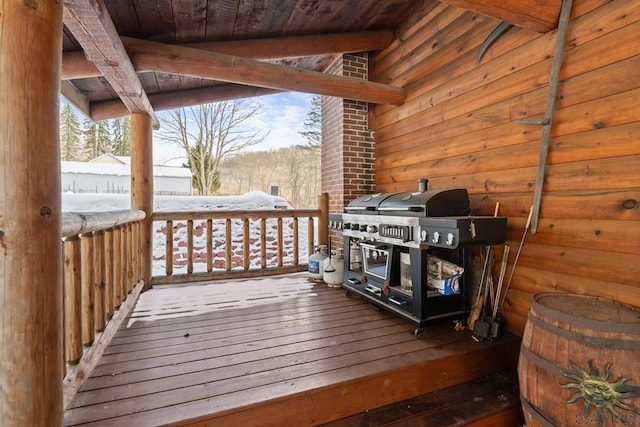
[346,188,470,218]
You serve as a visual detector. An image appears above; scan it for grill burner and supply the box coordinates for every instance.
[330,181,508,333]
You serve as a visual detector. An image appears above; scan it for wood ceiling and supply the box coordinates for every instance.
[61,0,562,123]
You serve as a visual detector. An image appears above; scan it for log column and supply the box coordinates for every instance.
[131,114,153,289]
[0,1,64,425]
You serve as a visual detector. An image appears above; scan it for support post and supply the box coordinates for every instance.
[0,2,64,425]
[131,114,154,289]
[318,193,329,247]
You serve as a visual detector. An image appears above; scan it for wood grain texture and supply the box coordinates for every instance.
[63,273,520,426]
[0,1,64,423]
[121,37,405,105]
[371,0,640,336]
[439,0,561,33]
[63,0,157,124]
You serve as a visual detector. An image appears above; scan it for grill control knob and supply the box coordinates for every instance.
[366,225,378,233]
[421,230,427,242]
[432,231,441,244]
[360,224,368,232]
[446,232,455,246]
[343,223,351,229]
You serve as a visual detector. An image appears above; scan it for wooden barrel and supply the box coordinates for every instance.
[518,293,640,426]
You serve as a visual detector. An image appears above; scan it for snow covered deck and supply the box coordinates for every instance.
[63,273,522,426]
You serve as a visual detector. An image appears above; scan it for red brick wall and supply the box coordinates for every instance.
[321,53,375,216]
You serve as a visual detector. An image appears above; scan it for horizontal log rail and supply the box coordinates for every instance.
[151,194,329,285]
[61,209,146,408]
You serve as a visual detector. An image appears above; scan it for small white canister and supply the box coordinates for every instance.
[308,245,328,281]
[323,249,344,287]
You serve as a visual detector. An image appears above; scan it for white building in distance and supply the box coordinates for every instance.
[61,154,192,195]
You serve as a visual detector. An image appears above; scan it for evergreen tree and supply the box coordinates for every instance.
[110,117,131,156]
[83,119,112,160]
[59,103,83,161]
[298,95,321,148]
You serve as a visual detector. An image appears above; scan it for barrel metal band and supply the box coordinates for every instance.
[527,312,640,350]
[533,297,640,334]
[520,344,567,378]
[520,395,557,427]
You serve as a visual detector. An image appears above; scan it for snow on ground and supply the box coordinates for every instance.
[129,271,316,325]
[62,191,315,277]
[62,190,291,212]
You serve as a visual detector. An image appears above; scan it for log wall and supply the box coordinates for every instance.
[371,0,640,335]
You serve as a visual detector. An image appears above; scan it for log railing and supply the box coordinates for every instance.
[151,194,329,285]
[61,209,146,408]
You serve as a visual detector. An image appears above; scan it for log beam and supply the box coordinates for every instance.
[0,1,64,425]
[63,0,158,128]
[92,84,282,121]
[439,0,562,33]
[60,80,91,118]
[62,30,394,80]
[125,38,405,105]
[130,114,154,290]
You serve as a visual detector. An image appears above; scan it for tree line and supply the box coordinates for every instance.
[59,103,131,161]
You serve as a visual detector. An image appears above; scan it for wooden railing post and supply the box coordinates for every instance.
[113,226,123,309]
[80,233,95,346]
[94,231,106,332]
[64,237,83,364]
[104,228,115,319]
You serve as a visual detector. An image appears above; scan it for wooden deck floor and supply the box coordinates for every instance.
[64,272,521,426]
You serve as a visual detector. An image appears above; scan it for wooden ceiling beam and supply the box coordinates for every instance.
[122,37,405,106]
[91,84,283,121]
[63,0,158,127]
[60,81,91,119]
[439,0,562,33]
[62,30,394,80]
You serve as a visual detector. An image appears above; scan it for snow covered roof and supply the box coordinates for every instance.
[89,153,130,164]
[61,160,192,178]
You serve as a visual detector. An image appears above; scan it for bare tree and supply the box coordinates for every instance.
[158,100,269,195]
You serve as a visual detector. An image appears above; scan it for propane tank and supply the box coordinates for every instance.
[323,249,344,287]
[308,245,328,281]
[349,241,362,271]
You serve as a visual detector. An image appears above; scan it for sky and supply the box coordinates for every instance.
[61,92,315,166]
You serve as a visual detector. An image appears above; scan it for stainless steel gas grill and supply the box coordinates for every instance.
[329,180,507,335]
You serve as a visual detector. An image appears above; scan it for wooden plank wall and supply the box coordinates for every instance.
[371,0,640,336]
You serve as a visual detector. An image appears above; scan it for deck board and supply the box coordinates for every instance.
[64,272,520,426]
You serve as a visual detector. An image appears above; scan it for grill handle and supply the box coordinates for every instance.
[346,206,377,211]
[377,206,423,212]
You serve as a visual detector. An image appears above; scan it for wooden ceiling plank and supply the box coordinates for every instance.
[123,37,405,105]
[172,0,208,43]
[91,84,283,121]
[439,0,562,33]
[63,0,158,127]
[62,30,394,80]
